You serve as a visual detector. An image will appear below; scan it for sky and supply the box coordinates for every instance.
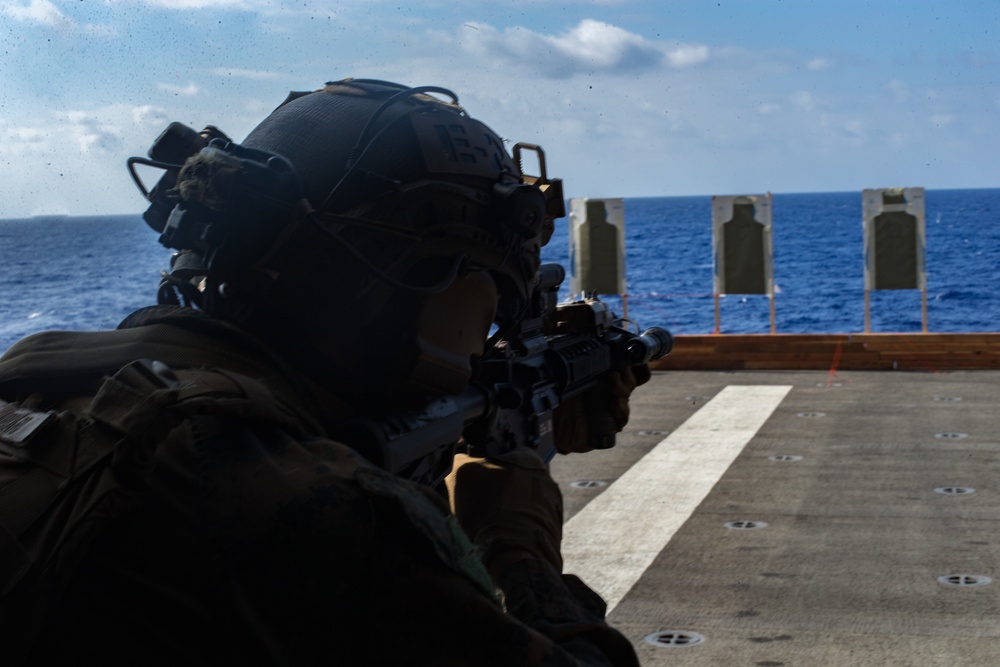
[0,0,997,217]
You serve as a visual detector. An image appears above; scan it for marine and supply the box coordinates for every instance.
[0,78,645,665]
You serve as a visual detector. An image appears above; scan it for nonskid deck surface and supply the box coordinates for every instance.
[550,369,1000,666]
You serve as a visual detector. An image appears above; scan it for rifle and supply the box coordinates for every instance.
[336,263,673,487]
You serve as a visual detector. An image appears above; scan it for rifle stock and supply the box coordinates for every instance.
[335,263,672,487]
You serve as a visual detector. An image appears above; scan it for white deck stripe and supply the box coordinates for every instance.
[561,384,792,613]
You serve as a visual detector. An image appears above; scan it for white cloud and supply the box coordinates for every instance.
[929,113,954,127]
[667,44,710,68]
[157,82,201,97]
[209,67,280,80]
[549,20,659,67]
[81,22,118,38]
[887,131,908,148]
[886,79,910,103]
[0,102,195,216]
[131,0,339,14]
[806,57,833,71]
[457,19,709,77]
[2,1,123,38]
[2,0,71,27]
[139,0,250,8]
[5,126,49,144]
[132,105,170,126]
[790,91,815,112]
[842,119,866,142]
[61,111,123,153]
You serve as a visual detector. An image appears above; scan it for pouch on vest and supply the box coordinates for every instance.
[0,359,299,664]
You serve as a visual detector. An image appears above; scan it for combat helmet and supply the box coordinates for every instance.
[129,78,564,396]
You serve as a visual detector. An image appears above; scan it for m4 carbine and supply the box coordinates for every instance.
[336,263,673,487]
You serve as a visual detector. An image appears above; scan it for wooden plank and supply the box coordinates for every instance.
[651,333,1000,371]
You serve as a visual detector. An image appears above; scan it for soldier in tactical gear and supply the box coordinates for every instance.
[0,79,644,665]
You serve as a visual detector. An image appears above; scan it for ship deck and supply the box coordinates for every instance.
[550,335,1000,665]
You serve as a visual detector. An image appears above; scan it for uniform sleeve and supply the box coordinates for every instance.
[172,414,643,665]
[349,463,639,666]
[494,558,640,666]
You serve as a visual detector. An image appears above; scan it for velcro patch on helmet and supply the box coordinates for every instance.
[410,111,513,180]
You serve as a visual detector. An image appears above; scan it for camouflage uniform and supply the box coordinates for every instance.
[0,307,638,666]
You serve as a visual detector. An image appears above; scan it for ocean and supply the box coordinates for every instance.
[2,188,998,354]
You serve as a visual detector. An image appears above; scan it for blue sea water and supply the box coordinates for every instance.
[541,188,1000,337]
[1,189,998,354]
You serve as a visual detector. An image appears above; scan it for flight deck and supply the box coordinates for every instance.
[551,357,1000,665]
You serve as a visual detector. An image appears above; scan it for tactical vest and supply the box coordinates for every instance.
[0,357,305,664]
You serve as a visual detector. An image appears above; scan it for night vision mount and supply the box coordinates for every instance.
[128,122,308,276]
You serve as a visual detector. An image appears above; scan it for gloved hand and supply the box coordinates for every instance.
[445,448,563,573]
[553,363,652,454]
